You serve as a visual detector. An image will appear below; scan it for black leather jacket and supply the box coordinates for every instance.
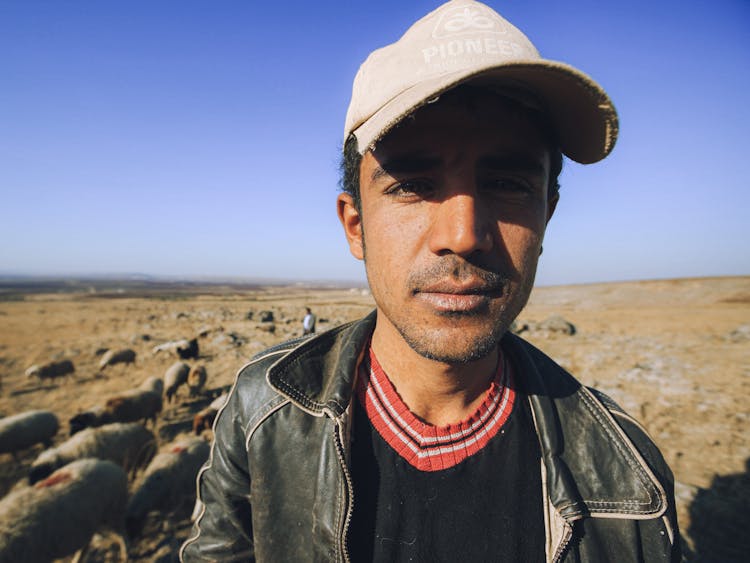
[181,313,680,562]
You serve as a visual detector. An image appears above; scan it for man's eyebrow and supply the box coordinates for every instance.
[478,154,547,175]
[370,155,442,182]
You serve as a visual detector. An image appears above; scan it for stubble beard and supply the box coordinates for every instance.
[364,239,535,365]
[392,283,533,364]
[395,306,511,364]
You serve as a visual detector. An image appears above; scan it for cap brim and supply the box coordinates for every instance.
[351,60,618,165]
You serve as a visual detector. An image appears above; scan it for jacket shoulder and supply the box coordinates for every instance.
[240,337,312,381]
[587,387,675,489]
[251,334,314,361]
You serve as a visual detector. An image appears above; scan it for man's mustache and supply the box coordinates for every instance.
[407,256,510,294]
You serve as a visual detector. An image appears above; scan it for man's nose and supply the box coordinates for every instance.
[428,192,493,256]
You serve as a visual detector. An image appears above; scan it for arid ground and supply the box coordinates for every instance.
[0,276,747,561]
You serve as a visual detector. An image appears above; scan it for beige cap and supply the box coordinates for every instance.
[344,0,618,164]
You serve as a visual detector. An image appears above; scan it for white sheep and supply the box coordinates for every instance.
[125,437,210,537]
[24,359,75,382]
[164,361,190,403]
[187,364,207,397]
[0,458,128,563]
[98,348,136,370]
[152,338,199,359]
[29,422,156,485]
[0,410,59,459]
[152,339,190,355]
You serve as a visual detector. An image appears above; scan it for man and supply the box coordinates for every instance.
[302,307,316,335]
[181,1,680,561]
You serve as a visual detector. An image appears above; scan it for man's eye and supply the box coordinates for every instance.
[482,177,534,195]
[386,180,434,198]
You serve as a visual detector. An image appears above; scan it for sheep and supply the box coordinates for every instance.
[152,337,199,359]
[125,437,210,538]
[0,458,128,563]
[99,348,136,369]
[24,359,75,382]
[152,339,188,355]
[164,361,190,403]
[68,405,107,436]
[0,410,59,459]
[103,389,162,427]
[68,387,162,435]
[187,364,207,397]
[29,422,156,485]
[176,337,199,359]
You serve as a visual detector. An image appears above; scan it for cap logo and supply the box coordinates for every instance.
[421,4,522,67]
[432,5,506,39]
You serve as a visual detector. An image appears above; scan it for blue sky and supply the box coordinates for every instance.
[1,0,748,285]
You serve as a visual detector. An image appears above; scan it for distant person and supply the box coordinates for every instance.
[302,307,316,335]
[182,2,680,561]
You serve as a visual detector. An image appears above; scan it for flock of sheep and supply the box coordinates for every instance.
[0,297,355,562]
[0,338,229,562]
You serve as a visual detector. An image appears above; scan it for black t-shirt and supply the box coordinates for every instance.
[348,356,545,562]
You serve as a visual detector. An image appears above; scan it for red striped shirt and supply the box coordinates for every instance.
[355,348,515,472]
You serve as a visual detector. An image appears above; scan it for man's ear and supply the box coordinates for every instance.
[337,193,364,260]
[546,191,559,224]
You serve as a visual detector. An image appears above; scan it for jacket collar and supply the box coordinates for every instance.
[268,312,666,519]
[266,311,376,417]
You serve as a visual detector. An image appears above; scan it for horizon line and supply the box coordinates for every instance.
[0,272,746,290]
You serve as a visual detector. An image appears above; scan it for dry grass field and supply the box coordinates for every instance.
[0,276,747,561]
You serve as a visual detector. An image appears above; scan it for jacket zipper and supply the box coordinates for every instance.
[333,417,353,563]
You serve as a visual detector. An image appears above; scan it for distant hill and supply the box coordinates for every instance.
[0,275,367,299]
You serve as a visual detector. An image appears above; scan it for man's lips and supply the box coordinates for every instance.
[415,279,505,295]
[413,280,504,311]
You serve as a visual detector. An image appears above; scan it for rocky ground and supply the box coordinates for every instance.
[0,276,747,561]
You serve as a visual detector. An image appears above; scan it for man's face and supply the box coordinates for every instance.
[338,91,557,364]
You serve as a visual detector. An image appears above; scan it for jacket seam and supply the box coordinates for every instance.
[610,409,658,442]
[661,514,674,546]
[245,396,291,450]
